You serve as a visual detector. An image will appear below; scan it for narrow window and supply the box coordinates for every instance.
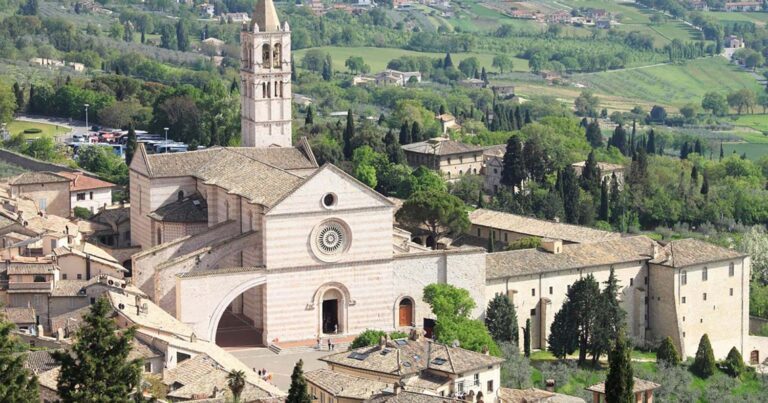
[730,288,734,296]
[89,191,93,200]
[530,308,536,316]
[487,380,493,392]
[703,293,707,301]
[729,262,735,277]
[549,286,553,295]
[630,278,634,286]
[76,274,82,280]
[62,273,68,280]
[702,266,708,281]
[681,270,687,285]
[474,374,479,386]
[477,228,481,237]
[531,288,535,297]
[682,296,686,304]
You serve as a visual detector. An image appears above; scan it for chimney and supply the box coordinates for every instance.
[540,238,562,254]
[379,335,387,348]
[481,345,489,355]
[135,295,142,316]
[393,383,402,395]
[545,379,555,392]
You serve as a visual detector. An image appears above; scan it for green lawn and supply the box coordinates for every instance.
[573,57,762,108]
[6,120,71,138]
[294,46,530,73]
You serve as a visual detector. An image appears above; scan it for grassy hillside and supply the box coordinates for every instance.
[294,46,530,73]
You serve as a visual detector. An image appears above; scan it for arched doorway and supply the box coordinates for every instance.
[214,283,265,348]
[321,288,344,334]
[398,298,414,327]
[751,350,760,365]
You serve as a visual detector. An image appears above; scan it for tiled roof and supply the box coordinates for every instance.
[571,161,624,172]
[469,209,621,244]
[402,139,484,156]
[9,172,69,185]
[7,262,56,275]
[2,306,36,323]
[320,337,503,377]
[51,280,89,297]
[650,238,746,268]
[306,369,390,399]
[22,349,62,374]
[142,147,315,208]
[483,144,506,157]
[586,378,660,394]
[499,387,585,403]
[486,236,657,280]
[164,354,273,401]
[56,171,115,191]
[148,194,207,223]
[108,290,196,338]
[54,243,126,273]
[37,367,60,391]
[129,338,163,361]
[365,390,462,403]
[89,205,130,226]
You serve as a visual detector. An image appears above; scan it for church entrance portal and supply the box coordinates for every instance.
[322,299,339,334]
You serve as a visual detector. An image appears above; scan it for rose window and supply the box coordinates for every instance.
[311,220,351,261]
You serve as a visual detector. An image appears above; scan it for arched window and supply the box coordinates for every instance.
[262,44,271,68]
[279,82,284,97]
[266,82,271,98]
[398,298,414,327]
[156,228,162,245]
[274,81,279,97]
[273,43,282,69]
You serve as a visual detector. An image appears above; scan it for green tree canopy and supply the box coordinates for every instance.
[605,331,634,403]
[656,336,681,367]
[0,311,39,402]
[287,359,312,403]
[690,334,716,378]
[395,189,469,245]
[485,293,519,346]
[423,283,476,319]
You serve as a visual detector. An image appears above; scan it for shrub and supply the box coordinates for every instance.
[506,236,541,251]
[73,206,92,220]
[657,336,681,367]
[691,334,716,378]
[23,128,42,134]
[350,330,386,349]
[722,347,745,378]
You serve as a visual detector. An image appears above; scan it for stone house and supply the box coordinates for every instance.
[52,242,128,280]
[87,204,131,248]
[8,171,114,216]
[586,378,660,403]
[570,161,625,189]
[402,138,485,180]
[308,332,504,402]
[56,171,115,214]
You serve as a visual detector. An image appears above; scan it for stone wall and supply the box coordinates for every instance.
[0,148,77,173]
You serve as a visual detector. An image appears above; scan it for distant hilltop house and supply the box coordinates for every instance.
[491,84,516,99]
[307,0,326,15]
[595,19,613,29]
[201,37,225,55]
[402,137,485,180]
[197,2,215,18]
[724,1,763,11]
[393,0,414,9]
[354,70,422,87]
[725,35,746,49]
[508,9,536,19]
[220,12,251,23]
[436,114,460,134]
[545,10,571,24]
[74,0,112,15]
[481,144,505,194]
[570,160,625,188]
[459,78,486,89]
[688,0,710,10]
[29,58,85,72]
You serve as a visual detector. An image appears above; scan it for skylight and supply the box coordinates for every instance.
[431,357,447,366]
[348,352,369,361]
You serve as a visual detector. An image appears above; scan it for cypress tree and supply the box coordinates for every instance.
[586,119,603,148]
[720,142,724,161]
[599,178,609,222]
[691,334,716,378]
[443,52,454,68]
[701,173,709,196]
[487,229,495,252]
[27,84,35,113]
[523,136,547,183]
[305,105,314,125]
[485,293,518,346]
[609,173,622,225]
[399,121,411,145]
[125,125,137,167]
[378,113,386,125]
[723,347,745,378]
[548,299,577,359]
[561,165,580,224]
[581,150,601,195]
[694,139,702,155]
[580,117,589,128]
[646,130,656,155]
[680,142,689,159]
[656,336,681,367]
[691,165,698,182]
[477,190,484,208]
[514,107,523,130]
[12,82,24,113]
[384,129,404,164]
[322,59,332,81]
[501,136,526,191]
[52,297,142,401]
[591,267,626,366]
[343,110,354,159]
[0,312,39,402]
[287,359,312,403]
[523,318,531,358]
[411,122,422,143]
[524,109,533,125]
[439,104,446,115]
[605,331,634,403]
[176,20,188,51]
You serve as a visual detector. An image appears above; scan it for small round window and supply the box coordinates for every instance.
[322,193,337,208]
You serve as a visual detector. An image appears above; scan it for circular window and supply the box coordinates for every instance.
[322,193,337,208]
[311,219,351,262]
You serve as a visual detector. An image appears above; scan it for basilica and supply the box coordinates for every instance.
[128,0,760,363]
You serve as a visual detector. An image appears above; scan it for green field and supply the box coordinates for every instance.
[708,11,768,26]
[294,46,530,73]
[573,57,762,108]
[724,115,768,158]
[7,120,72,138]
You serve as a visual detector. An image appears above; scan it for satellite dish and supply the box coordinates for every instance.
[108,280,114,285]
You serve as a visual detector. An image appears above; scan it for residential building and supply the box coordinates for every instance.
[459,78,486,88]
[8,171,114,216]
[491,85,516,99]
[402,138,485,180]
[570,161,625,188]
[222,12,252,23]
[724,1,763,11]
[374,70,422,86]
[436,114,460,134]
[481,145,505,194]
[586,378,660,403]
[499,387,585,403]
[56,171,115,213]
[1,306,36,332]
[87,204,131,248]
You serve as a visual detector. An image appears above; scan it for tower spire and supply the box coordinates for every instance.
[254,0,280,32]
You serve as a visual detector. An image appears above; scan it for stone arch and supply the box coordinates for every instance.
[206,275,267,343]
[394,295,415,328]
[311,282,352,335]
[261,44,271,68]
[273,43,282,69]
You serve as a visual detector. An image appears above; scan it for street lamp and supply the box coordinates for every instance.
[84,104,90,132]
[163,127,169,153]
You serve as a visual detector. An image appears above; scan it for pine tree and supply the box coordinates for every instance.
[586,119,603,148]
[599,178,609,221]
[646,130,656,155]
[0,313,39,402]
[227,370,246,403]
[125,125,138,167]
[656,336,681,367]
[411,121,423,143]
[548,302,577,359]
[501,136,526,191]
[691,334,716,378]
[605,331,634,403]
[590,267,626,366]
[523,319,531,358]
[399,121,411,145]
[561,165,580,224]
[287,359,312,403]
[305,105,314,125]
[176,20,189,51]
[443,52,454,69]
[485,293,518,346]
[52,297,142,401]
[723,347,745,378]
[343,110,355,159]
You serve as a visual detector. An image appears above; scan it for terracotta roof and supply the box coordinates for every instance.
[305,369,390,399]
[470,209,621,244]
[402,139,484,156]
[89,204,130,226]
[9,172,69,185]
[483,144,506,157]
[320,337,503,378]
[37,367,60,391]
[22,350,61,374]
[164,354,274,401]
[650,238,746,268]
[148,194,207,223]
[51,279,89,297]
[7,262,56,275]
[365,390,462,403]
[586,378,660,394]
[53,243,126,273]
[499,387,585,403]
[129,337,163,361]
[56,171,115,191]
[486,236,657,280]
[2,306,36,323]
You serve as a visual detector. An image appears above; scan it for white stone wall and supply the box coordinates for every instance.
[70,188,112,214]
[453,366,501,402]
[56,254,125,280]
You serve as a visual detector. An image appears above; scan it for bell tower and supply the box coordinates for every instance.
[240,0,292,148]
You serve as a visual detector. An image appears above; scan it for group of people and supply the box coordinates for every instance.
[255,368,272,382]
[316,337,335,351]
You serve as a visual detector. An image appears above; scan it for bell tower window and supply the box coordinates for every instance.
[273,43,282,69]
[262,44,271,68]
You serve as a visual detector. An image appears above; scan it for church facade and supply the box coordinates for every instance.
[126,0,757,363]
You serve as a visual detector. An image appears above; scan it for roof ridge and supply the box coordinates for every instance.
[223,148,305,180]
